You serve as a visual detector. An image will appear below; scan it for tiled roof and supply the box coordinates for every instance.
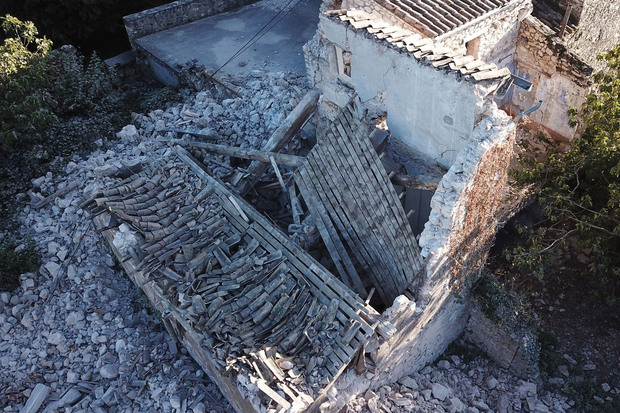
[375,0,515,37]
[326,9,512,83]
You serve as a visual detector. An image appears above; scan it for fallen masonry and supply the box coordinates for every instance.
[89,146,377,411]
[83,84,523,411]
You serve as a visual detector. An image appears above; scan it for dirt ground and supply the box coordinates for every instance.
[488,224,620,411]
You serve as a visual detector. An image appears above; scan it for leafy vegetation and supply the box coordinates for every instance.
[0,0,172,57]
[0,15,124,152]
[509,45,620,303]
[0,15,181,222]
[0,238,40,292]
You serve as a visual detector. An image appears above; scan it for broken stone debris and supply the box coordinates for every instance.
[0,65,589,413]
[2,70,307,412]
[346,352,572,412]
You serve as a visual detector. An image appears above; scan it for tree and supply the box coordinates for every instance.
[0,0,172,57]
[0,14,55,150]
[510,45,620,302]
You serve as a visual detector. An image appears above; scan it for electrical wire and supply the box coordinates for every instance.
[212,0,303,76]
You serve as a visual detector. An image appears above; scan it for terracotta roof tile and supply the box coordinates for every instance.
[330,10,511,83]
[375,0,516,37]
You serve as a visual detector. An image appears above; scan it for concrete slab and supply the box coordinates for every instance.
[135,0,321,82]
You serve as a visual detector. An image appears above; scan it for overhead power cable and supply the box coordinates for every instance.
[212,0,303,76]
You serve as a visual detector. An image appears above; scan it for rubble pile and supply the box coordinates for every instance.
[90,154,373,411]
[0,71,307,412]
[347,348,572,413]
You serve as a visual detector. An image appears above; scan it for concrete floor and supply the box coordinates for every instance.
[136,0,321,80]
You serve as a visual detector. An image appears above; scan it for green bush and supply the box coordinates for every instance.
[0,15,124,153]
[0,238,40,292]
[0,0,173,57]
[0,15,55,151]
[511,45,620,303]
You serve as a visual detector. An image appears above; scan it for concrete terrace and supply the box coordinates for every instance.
[135,0,322,83]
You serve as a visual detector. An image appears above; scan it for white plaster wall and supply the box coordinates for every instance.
[434,0,531,68]
[318,17,484,168]
[513,72,586,139]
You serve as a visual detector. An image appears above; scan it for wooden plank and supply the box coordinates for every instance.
[299,154,375,277]
[319,129,404,301]
[165,127,219,141]
[235,90,320,195]
[20,383,50,413]
[256,379,292,410]
[332,114,418,293]
[312,134,402,301]
[391,173,440,191]
[33,182,78,209]
[296,168,367,296]
[183,141,305,167]
[302,149,385,289]
[338,108,423,269]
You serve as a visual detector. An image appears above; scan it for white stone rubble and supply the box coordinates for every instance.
[0,71,306,412]
[346,353,571,413]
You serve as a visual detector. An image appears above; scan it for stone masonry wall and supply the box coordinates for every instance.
[418,107,516,290]
[512,16,591,140]
[323,106,518,408]
[124,0,256,44]
[305,15,500,168]
[374,105,517,381]
[564,0,620,71]
[437,0,532,69]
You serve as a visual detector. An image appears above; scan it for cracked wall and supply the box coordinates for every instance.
[512,16,591,141]
[305,14,501,168]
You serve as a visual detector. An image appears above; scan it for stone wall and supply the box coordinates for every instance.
[377,105,517,381]
[564,0,620,71]
[323,106,518,408]
[465,302,539,379]
[512,16,591,140]
[123,0,256,44]
[418,108,516,289]
[305,15,501,168]
[437,0,532,69]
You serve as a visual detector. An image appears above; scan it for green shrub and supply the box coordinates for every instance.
[0,15,55,151]
[0,15,124,153]
[0,238,40,292]
[511,45,620,303]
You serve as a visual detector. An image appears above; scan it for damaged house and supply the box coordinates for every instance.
[88,0,620,411]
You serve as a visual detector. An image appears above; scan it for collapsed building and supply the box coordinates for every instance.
[92,0,620,411]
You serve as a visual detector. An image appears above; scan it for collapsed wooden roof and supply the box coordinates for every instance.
[89,99,427,411]
[294,101,424,304]
[90,149,375,412]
